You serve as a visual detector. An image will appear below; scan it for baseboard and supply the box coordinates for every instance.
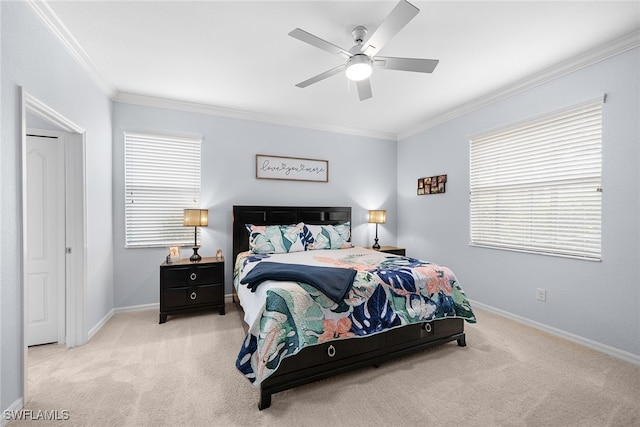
[113,302,159,314]
[87,294,232,340]
[470,300,640,365]
[87,297,640,365]
[87,309,114,341]
[113,294,234,313]
[1,397,24,426]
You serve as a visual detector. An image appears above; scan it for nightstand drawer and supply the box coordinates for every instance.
[162,264,223,288]
[163,284,223,309]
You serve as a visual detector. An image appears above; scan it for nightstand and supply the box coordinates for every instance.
[159,257,225,324]
[376,246,406,256]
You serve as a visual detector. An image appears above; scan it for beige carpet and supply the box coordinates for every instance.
[14,304,639,427]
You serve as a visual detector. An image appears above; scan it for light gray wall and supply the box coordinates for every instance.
[1,1,114,411]
[2,0,636,415]
[112,102,398,307]
[398,48,640,357]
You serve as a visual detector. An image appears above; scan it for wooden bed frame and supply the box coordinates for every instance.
[232,205,466,410]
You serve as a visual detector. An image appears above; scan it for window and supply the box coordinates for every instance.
[124,132,202,248]
[469,97,603,260]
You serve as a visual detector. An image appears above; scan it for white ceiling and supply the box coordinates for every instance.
[43,0,640,139]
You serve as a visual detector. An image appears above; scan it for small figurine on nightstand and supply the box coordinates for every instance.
[216,249,223,259]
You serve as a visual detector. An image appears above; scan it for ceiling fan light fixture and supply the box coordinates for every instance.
[345,55,372,81]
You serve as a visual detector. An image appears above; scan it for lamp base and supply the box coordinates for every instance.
[190,247,202,262]
[372,223,381,250]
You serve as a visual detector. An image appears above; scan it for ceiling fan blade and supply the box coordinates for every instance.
[356,78,372,101]
[295,64,346,88]
[374,56,439,73]
[361,0,419,56]
[289,28,352,59]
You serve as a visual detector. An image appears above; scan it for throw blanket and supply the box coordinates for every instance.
[240,262,356,303]
[234,247,476,386]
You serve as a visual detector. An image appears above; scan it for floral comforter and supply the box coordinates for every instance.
[233,247,475,386]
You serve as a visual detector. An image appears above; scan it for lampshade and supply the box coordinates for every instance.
[345,55,373,81]
[368,210,386,224]
[183,209,208,227]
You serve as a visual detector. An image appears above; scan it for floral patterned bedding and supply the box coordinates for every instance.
[234,247,476,386]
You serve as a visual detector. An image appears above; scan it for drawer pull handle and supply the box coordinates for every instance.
[424,323,432,333]
[190,291,197,300]
[327,345,336,358]
[190,273,197,281]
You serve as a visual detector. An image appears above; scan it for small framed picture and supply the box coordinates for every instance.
[168,246,181,261]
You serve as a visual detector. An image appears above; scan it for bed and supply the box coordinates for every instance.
[232,205,476,410]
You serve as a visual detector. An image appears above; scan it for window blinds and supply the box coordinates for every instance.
[125,132,202,248]
[469,98,603,260]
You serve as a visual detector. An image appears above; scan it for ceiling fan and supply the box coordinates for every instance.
[289,0,439,101]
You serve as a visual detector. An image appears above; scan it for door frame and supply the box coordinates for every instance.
[20,88,87,402]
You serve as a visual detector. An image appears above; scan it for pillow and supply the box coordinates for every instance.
[303,222,352,250]
[246,223,306,254]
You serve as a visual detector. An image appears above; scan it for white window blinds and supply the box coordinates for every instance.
[124,132,202,248]
[469,98,603,260]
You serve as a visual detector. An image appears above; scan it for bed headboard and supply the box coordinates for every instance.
[232,205,352,262]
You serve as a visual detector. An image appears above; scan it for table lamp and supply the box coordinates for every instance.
[183,209,208,262]
[368,209,386,250]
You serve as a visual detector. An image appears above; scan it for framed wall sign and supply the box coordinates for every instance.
[256,154,329,182]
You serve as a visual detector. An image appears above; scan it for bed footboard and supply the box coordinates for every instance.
[258,318,465,410]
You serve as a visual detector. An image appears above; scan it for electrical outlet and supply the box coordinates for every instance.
[536,288,547,302]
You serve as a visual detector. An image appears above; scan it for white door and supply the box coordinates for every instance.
[26,134,65,346]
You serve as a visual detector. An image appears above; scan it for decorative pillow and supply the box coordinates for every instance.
[303,222,352,250]
[246,223,306,254]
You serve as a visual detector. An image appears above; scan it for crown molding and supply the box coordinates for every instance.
[26,0,393,140]
[25,0,638,143]
[24,0,117,98]
[398,30,640,141]
[113,92,397,141]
